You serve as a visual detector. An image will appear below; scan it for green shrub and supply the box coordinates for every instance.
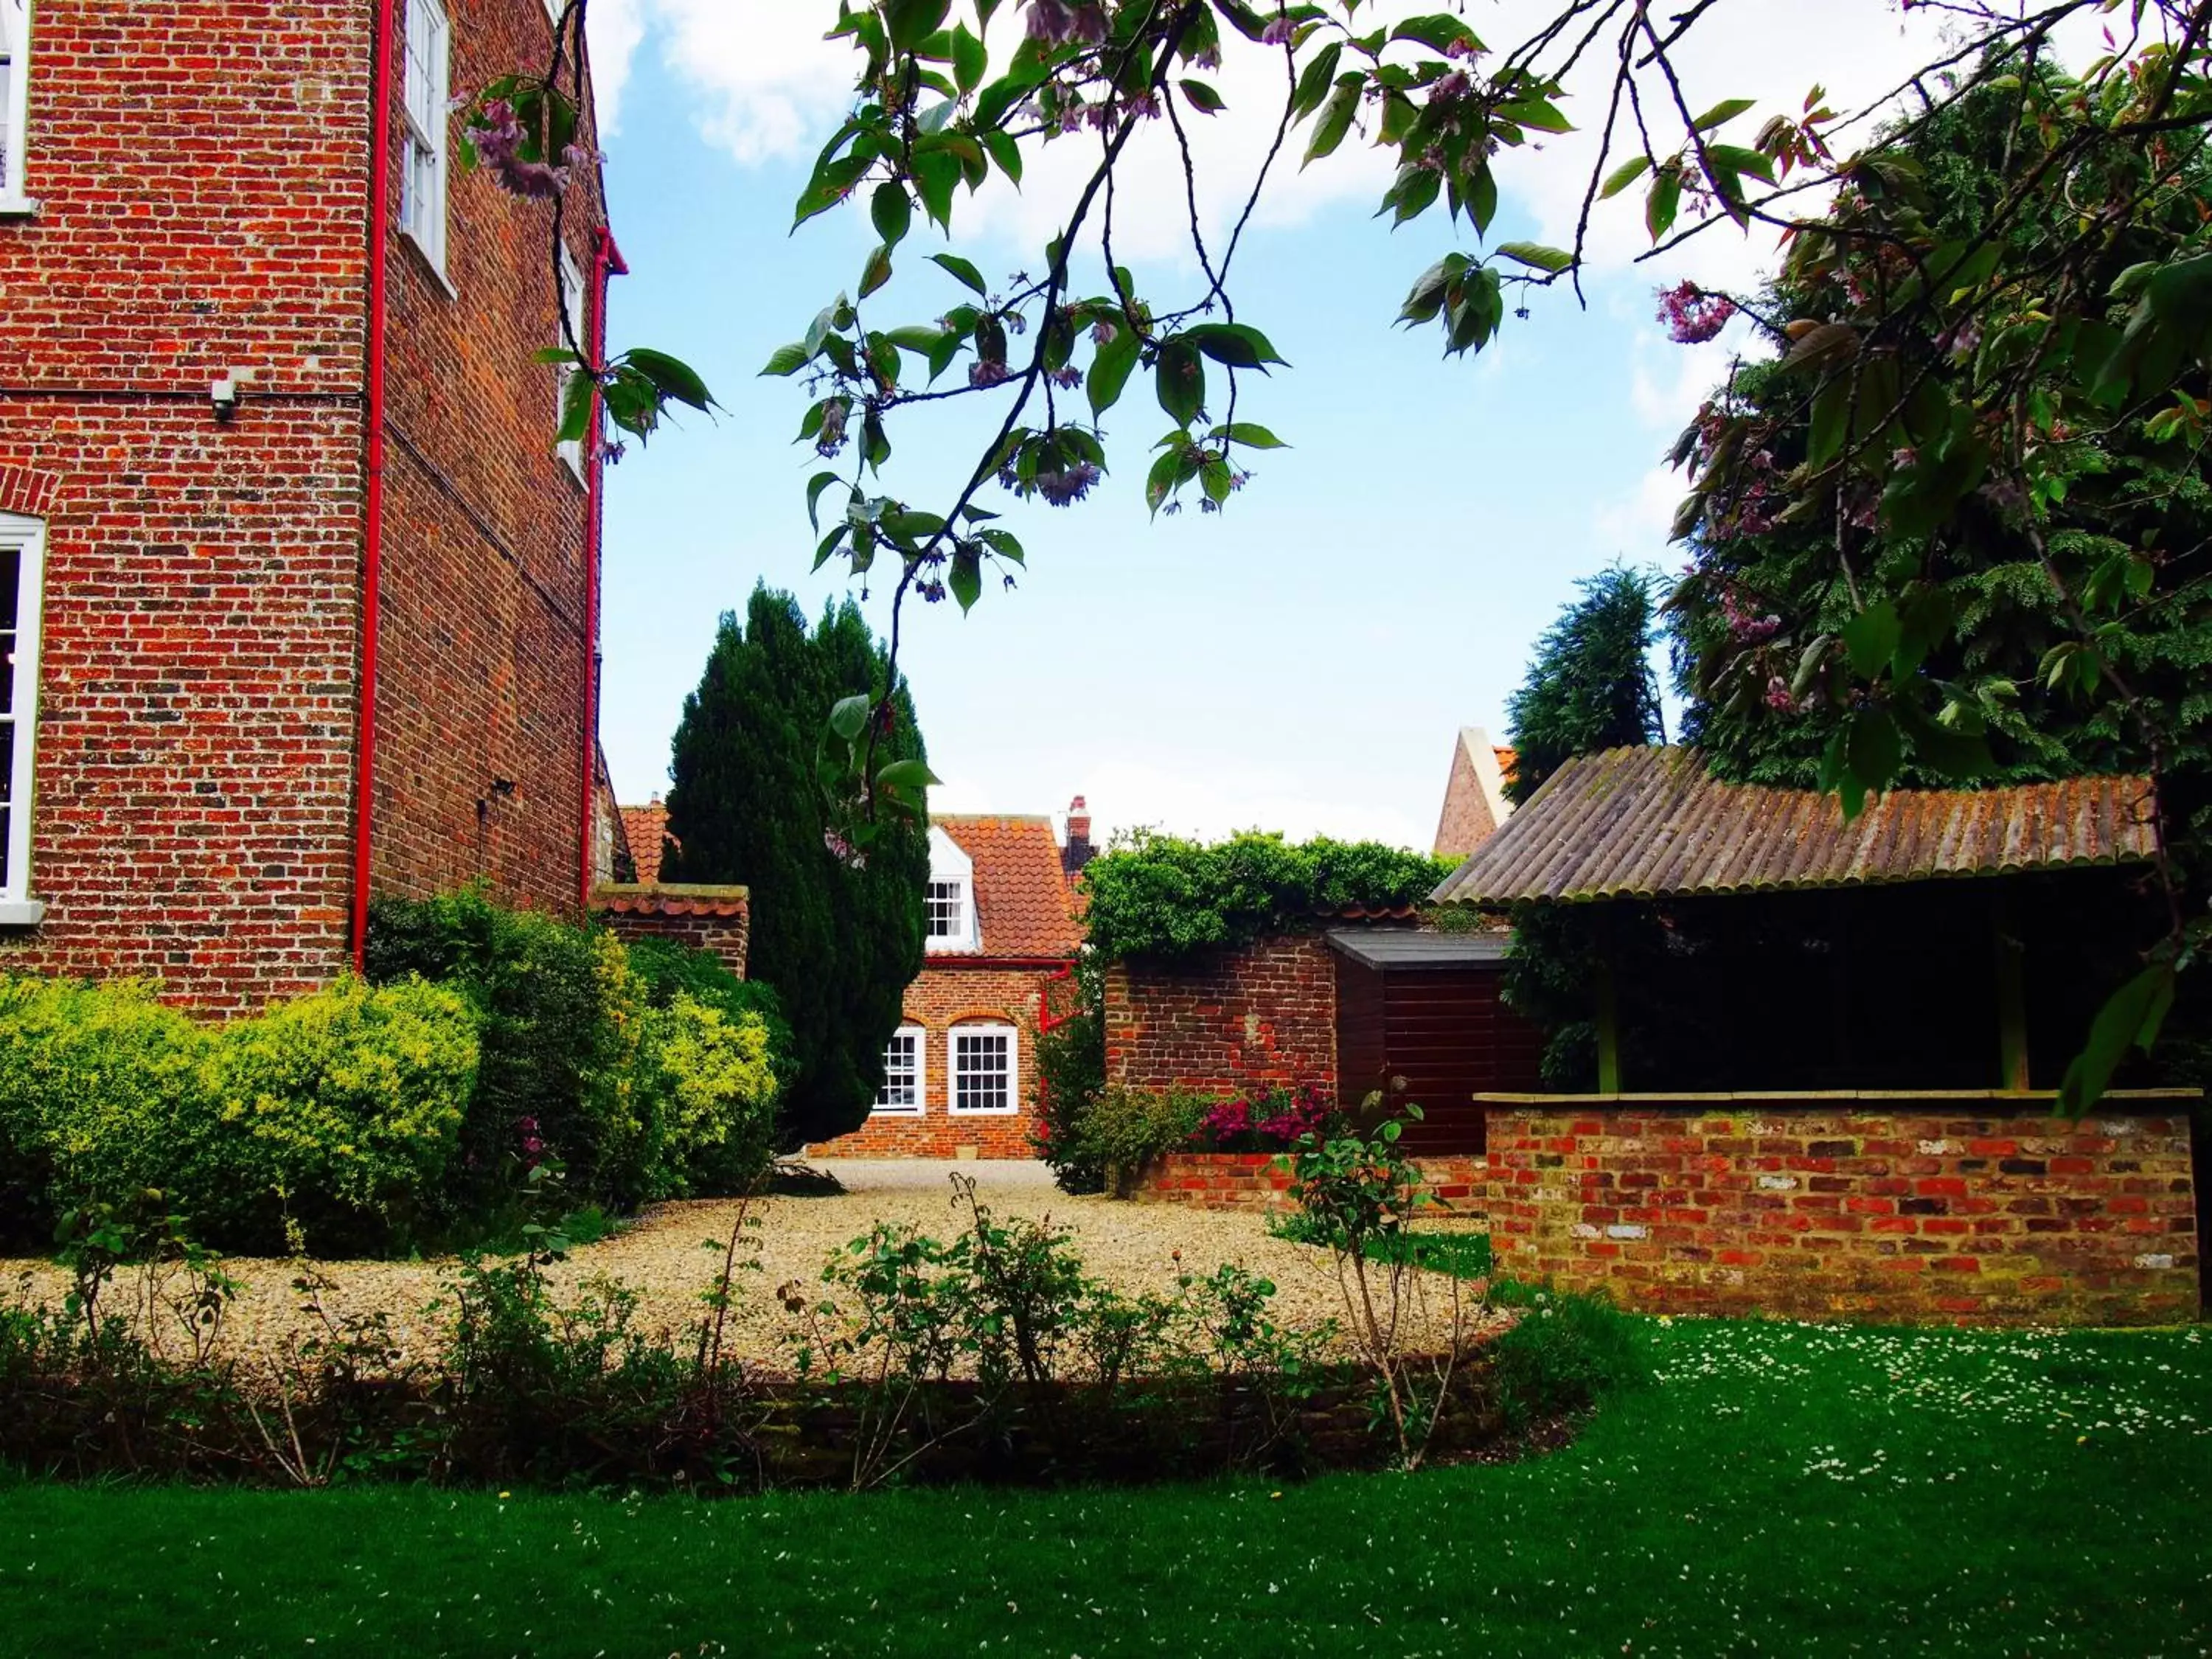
[1080,831,1455,964]
[1486,1281,1652,1426]
[0,977,212,1241]
[648,992,780,1198]
[622,934,796,1097]
[198,977,481,1252]
[366,888,608,1202]
[1032,964,1105,1192]
[1060,1087,1207,1193]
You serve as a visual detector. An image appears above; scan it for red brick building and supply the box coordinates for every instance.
[0,0,620,1009]
[810,803,1092,1160]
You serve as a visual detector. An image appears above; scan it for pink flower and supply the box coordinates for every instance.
[468,98,588,198]
[1655,280,1737,344]
[969,358,1011,389]
[1034,461,1099,505]
[1026,0,1106,46]
[1261,15,1296,46]
[1764,676,1795,712]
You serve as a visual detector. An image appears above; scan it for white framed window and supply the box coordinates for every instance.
[874,1026,925,1116]
[0,512,46,922]
[400,0,451,279]
[950,1025,1018,1116]
[0,0,34,209]
[923,824,978,953]
[555,240,589,481]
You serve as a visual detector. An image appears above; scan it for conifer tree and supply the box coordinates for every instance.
[660,588,929,1146]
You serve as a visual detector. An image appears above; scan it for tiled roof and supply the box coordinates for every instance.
[620,803,671,884]
[937,815,1083,957]
[595,882,748,919]
[1433,745,2157,905]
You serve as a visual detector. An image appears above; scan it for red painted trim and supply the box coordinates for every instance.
[1036,964,1076,1034]
[580,228,628,911]
[354,0,399,974]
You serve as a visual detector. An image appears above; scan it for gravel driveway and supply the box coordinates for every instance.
[1,1161,1487,1371]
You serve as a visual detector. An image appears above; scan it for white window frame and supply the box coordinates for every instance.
[0,512,46,923]
[0,0,37,213]
[555,240,590,483]
[923,824,978,953]
[874,1025,927,1116]
[949,1024,1018,1116]
[399,0,452,282]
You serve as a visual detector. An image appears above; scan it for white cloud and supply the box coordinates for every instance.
[1593,462,1686,556]
[585,0,647,135]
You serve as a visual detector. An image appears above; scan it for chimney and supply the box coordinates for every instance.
[1062,793,1094,880]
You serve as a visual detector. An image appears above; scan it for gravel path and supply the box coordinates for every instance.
[0,1162,1490,1371]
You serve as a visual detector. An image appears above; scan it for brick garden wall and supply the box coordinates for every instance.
[1105,935,1338,1102]
[807,963,1069,1160]
[594,886,750,978]
[0,0,375,1009]
[1129,1099,2200,1325]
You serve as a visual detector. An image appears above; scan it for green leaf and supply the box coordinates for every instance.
[931,252,989,296]
[1841,599,1901,681]
[760,342,811,378]
[806,470,843,532]
[1180,79,1225,114]
[1691,97,1755,131]
[911,146,961,230]
[1183,321,1287,370]
[951,21,987,94]
[1892,584,1955,679]
[1088,324,1142,417]
[871,181,912,247]
[1220,422,1287,449]
[1598,153,1650,199]
[1291,41,1342,120]
[859,243,894,299]
[1844,707,1901,804]
[982,126,1023,185]
[1304,79,1359,167]
[876,757,943,794]
[828,693,871,742]
[886,0,951,52]
[1155,337,1205,427]
[622,347,712,410]
[1498,98,1572,135]
[1496,241,1573,274]
[1391,13,1481,54]
[949,546,983,613]
[1806,375,1849,468]
[2059,964,2177,1118]
[1646,167,1682,243]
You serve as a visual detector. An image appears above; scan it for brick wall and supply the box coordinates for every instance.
[807,962,1068,1159]
[0,0,607,1007]
[594,885,749,978]
[1484,1102,2199,1324]
[1126,1102,2199,1325]
[1105,935,1338,1102]
[372,0,605,917]
[0,0,374,1009]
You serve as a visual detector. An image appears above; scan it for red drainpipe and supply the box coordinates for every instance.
[353,0,399,973]
[580,227,629,912]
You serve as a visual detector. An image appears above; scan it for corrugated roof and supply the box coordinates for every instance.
[619,803,672,884]
[1431,746,2157,906]
[1326,927,1512,969]
[936,815,1083,958]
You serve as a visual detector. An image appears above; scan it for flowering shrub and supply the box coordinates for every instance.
[1195,1086,1337,1152]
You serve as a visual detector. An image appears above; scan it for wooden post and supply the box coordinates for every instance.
[1994,888,2030,1091]
[1594,959,1622,1094]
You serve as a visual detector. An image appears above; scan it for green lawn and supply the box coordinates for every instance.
[2,1318,2206,1658]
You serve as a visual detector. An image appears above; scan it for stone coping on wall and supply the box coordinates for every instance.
[1471,1088,2203,1105]
[593,882,751,919]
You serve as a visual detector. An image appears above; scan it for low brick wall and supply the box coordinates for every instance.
[1132,1152,1492,1217]
[1484,1098,2199,1325]
[1133,1097,2202,1325]
[1105,935,1338,1103]
[593,884,750,978]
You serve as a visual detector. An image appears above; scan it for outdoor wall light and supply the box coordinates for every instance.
[209,375,242,422]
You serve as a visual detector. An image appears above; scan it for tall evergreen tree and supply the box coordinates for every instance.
[1503,566,1666,804]
[659,588,930,1146]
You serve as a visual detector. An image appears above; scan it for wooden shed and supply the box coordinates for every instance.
[1326,926,1543,1152]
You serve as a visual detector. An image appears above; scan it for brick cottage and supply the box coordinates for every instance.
[0,0,625,1009]
[809,803,1092,1160]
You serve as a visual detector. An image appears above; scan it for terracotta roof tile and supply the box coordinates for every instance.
[937,815,1082,958]
[619,804,672,884]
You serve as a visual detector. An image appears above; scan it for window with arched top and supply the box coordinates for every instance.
[0,511,46,920]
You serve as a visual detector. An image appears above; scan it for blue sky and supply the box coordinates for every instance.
[583,1,1970,849]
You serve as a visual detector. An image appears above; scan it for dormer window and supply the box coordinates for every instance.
[923,824,976,953]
